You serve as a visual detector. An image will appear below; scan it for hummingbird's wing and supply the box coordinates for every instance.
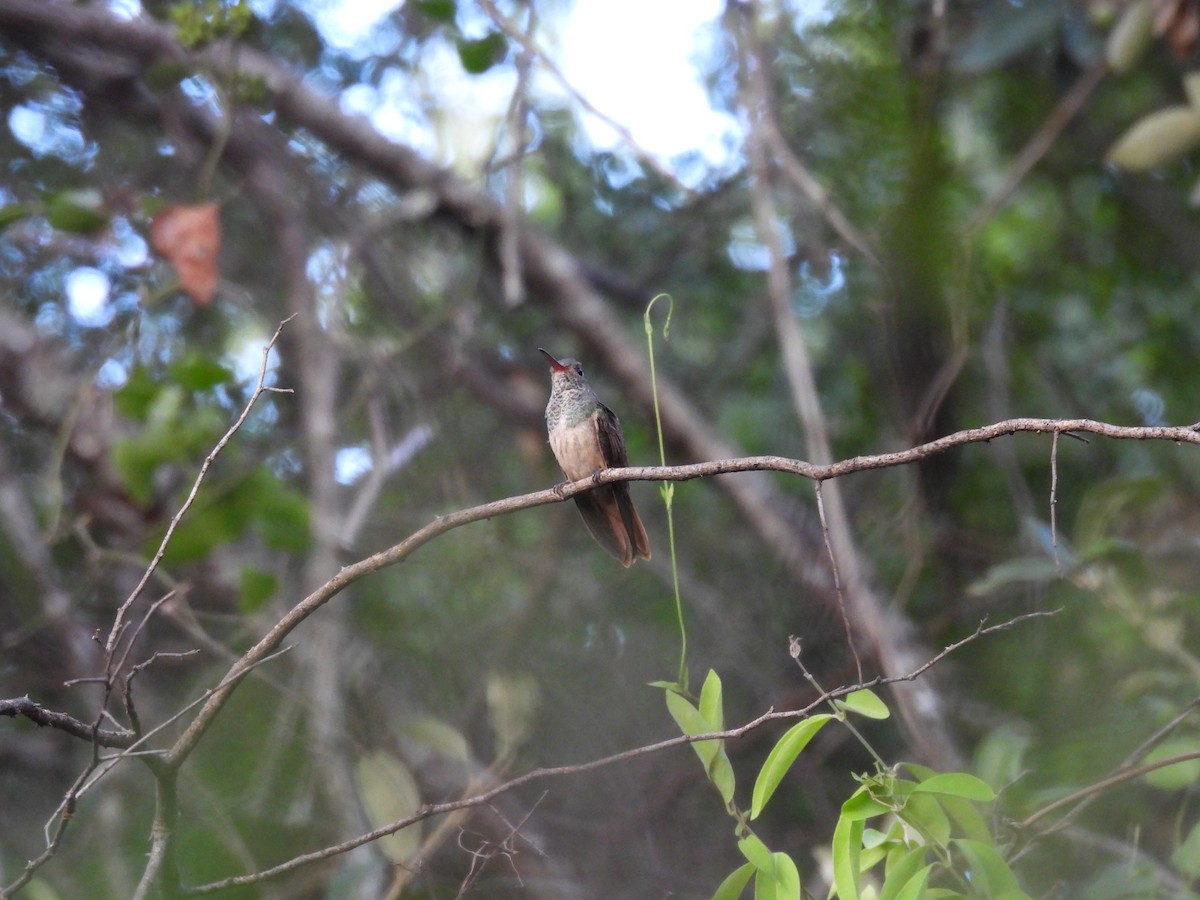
[595,404,629,468]
[588,404,651,564]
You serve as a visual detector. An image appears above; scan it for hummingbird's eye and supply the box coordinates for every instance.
[574,365,584,376]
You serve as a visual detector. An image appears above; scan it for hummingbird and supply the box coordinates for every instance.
[538,349,651,567]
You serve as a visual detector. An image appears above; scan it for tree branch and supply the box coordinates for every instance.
[161,414,1200,771]
[0,697,136,748]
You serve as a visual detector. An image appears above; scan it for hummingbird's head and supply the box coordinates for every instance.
[538,348,585,381]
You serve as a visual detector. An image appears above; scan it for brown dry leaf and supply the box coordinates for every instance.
[150,202,221,305]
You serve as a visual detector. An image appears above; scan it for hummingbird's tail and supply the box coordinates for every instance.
[573,484,651,567]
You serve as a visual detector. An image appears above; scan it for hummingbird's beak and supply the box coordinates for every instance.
[538,348,569,372]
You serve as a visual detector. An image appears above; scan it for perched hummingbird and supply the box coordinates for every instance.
[539,349,651,567]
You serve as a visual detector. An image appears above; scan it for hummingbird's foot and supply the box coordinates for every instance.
[590,469,606,485]
[551,481,569,499]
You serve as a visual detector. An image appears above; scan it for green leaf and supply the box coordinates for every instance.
[709,747,736,807]
[750,714,833,818]
[699,670,724,730]
[972,728,1031,794]
[880,847,930,900]
[840,786,891,822]
[354,752,421,864]
[238,566,277,613]
[168,352,233,391]
[951,839,1026,897]
[738,833,774,871]
[416,0,456,22]
[666,691,709,741]
[769,852,801,899]
[114,366,162,422]
[967,556,1062,596]
[910,772,996,802]
[45,189,108,233]
[902,768,993,844]
[1080,861,1160,899]
[456,32,507,74]
[1142,738,1200,790]
[0,204,29,232]
[856,837,893,880]
[931,786,992,843]
[900,792,951,846]
[1107,106,1200,172]
[144,60,189,90]
[1106,0,1154,73]
[665,689,735,805]
[710,862,755,900]
[251,472,310,553]
[396,714,471,763]
[887,865,933,900]
[753,866,777,900]
[835,689,890,720]
[831,813,863,900]
[1171,817,1200,878]
[486,671,540,755]
[158,492,244,563]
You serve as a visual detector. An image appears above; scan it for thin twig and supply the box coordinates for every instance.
[103,315,296,656]
[1050,430,1061,570]
[814,481,861,681]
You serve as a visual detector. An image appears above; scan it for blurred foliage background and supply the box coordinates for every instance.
[3,0,1200,896]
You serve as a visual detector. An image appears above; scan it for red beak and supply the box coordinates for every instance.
[538,348,570,372]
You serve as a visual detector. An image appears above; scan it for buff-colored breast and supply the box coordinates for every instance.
[548,416,606,481]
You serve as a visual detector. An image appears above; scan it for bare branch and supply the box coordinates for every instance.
[0,697,136,748]
[158,415,1200,772]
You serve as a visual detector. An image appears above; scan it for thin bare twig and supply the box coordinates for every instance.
[814,480,861,681]
[1050,430,1061,569]
[103,315,295,656]
[452,793,546,899]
